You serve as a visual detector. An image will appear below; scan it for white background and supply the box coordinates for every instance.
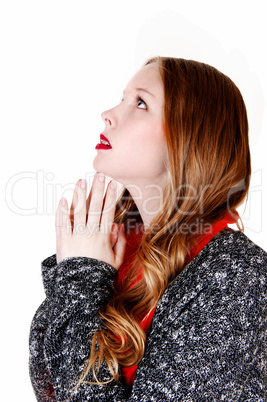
[1,1,266,400]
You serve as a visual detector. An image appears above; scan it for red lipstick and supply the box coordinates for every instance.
[95,134,112,150]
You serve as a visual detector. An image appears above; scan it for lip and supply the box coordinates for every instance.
[95,134,112,150]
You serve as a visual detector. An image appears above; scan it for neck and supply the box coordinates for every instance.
[124,178,166,230]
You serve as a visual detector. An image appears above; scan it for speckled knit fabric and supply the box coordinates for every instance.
[29,230,267,401]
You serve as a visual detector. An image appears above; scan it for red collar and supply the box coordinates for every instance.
[117,210,239,286]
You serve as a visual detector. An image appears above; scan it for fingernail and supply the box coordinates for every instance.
[110,180,117,189]
[80,179,86,189]
[61,197,66,206]
[98,173,105,182]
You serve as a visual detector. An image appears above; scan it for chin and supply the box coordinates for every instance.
[93,158,111,179]
[92,156,104,172]
[92,157,126,188]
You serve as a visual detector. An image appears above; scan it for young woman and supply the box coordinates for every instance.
[29,57,267,401]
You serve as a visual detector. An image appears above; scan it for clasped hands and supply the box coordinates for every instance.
[55,173,127,269]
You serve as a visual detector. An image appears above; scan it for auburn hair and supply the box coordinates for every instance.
[77,57,251,386]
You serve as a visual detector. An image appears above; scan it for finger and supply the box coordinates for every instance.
[99,180,117,236]
[85,187,91,224]
[70,180,81,229]
[113,225,127,269]
[87,173,106,233]
[69,189,75,231]
[85,174,95,223]
[55,197,71,264]
[56,197,71,236]
[72,179,87,234]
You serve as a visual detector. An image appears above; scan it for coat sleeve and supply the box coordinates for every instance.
[29,255,132,401]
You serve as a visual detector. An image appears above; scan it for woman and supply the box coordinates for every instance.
[29,57,267,401]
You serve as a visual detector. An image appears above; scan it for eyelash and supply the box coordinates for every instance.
[120,95,147,110]
[136,96,147,110]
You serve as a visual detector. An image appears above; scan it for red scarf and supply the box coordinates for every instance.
[116,211,239,386]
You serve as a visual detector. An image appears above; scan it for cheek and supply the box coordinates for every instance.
[141,125,166,156]
[131,129,167,170]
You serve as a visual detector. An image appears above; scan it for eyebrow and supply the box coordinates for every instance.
[123,88,155,98]
[135,88,155,97]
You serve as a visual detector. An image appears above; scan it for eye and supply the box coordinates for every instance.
[136,96,147,110]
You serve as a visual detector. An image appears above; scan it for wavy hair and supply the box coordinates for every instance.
[77,57,251,386]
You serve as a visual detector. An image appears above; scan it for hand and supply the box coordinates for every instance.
[55,173,127,270]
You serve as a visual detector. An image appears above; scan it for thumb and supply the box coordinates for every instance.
[110,223,119,248]
[113,225,127,269]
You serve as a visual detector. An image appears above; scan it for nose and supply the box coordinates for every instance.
[101,109,113,127]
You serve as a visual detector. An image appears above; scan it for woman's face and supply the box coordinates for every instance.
[93,63,168,189]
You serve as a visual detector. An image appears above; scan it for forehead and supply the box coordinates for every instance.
[125,63,163,93]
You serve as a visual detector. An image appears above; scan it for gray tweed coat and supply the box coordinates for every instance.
[29,230,267,401]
